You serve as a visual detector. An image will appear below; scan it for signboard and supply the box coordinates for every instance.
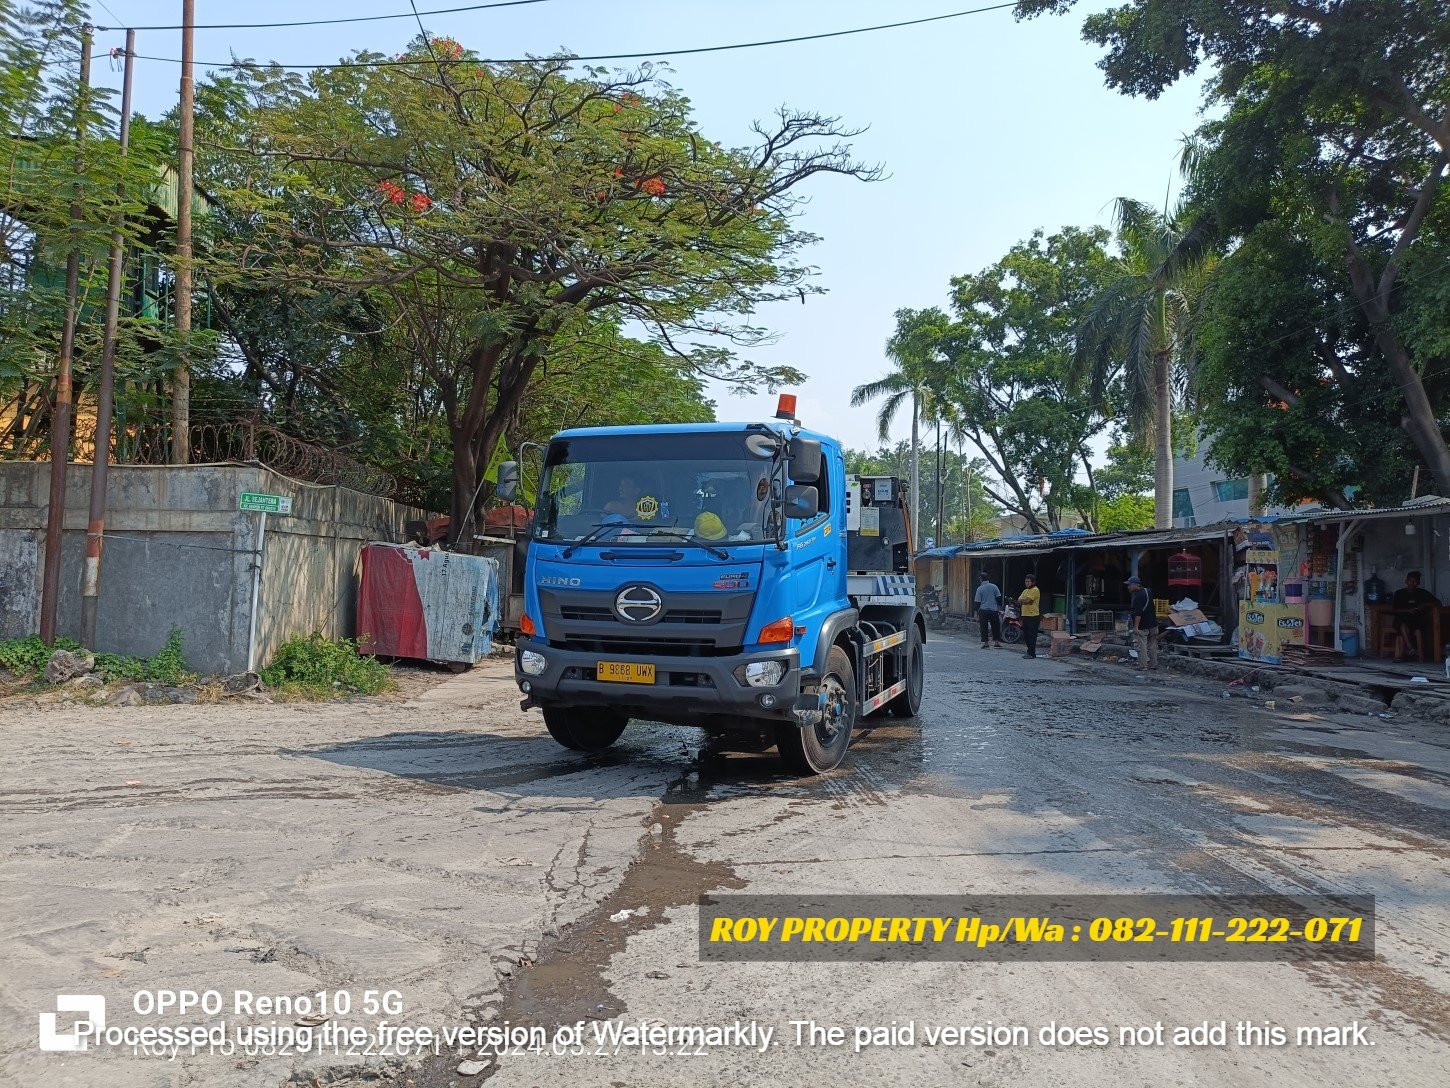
[860,507,881,537]
[239,492,293,515]
[1237,602,1306,663]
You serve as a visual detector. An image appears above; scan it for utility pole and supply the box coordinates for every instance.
[39,26,93,645]
[80,29,135,648]
[171,0,194,464]
[935,419,944,546]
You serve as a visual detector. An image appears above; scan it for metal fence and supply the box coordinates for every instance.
[2,415,402,500]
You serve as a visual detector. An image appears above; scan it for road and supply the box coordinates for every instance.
[2,629,1446,1087]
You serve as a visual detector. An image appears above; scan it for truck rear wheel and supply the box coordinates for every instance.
[776,646,856,774]
[542,706,629,752]
[887,625,924,718]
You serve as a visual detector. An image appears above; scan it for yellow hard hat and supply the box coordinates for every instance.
[694,511,726,540]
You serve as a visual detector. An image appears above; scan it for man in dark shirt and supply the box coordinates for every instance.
[1127,574,1159,670]
[1391,570,1440,662]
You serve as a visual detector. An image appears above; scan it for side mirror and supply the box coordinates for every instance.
[783,484,819,520]
[495,461,520,501]
[788,436,823,484]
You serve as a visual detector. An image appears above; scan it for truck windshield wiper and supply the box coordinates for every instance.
[561,522,730,561]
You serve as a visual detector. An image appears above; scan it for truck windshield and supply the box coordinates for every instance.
[534,433,779,546]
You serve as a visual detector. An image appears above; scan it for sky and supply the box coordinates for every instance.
[82,0,1211,452]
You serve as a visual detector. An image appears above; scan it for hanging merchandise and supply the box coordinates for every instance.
[1168,550,1203,591]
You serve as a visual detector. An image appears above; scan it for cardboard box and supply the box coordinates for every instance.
[1040,614,1064,632]
[1048,632,1074,658]
[1170,608,1208,626]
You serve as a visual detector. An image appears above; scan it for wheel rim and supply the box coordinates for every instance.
[816,673,849,744]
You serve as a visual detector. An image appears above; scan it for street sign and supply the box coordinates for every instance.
[239,492,293,515]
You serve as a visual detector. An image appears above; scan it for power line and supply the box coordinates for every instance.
[123,2,1021,70]
[94,0,550,32]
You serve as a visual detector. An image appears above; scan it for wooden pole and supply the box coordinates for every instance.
[39,26,93,645]
[171,0,194,464]
[80,28,135,648]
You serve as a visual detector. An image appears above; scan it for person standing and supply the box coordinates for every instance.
[1126,574,1159,670]
[1017,574,1042,658]
[974,571,1004,649]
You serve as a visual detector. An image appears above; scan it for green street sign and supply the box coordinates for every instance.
[239,492,293,515]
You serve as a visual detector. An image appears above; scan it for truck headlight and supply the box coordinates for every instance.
[741,660,786,687]
[520,650,548,676]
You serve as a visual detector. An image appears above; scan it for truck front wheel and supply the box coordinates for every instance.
[777,645,857,774]
[542,706,629,752]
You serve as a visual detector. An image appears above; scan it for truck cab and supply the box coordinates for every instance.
[508,407,924,773]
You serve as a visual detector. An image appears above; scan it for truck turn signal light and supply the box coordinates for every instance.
[520,613,537,637]
[758,616,795,644]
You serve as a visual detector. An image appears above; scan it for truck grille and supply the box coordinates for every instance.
[540,586,751,653]
[559,606,724,625]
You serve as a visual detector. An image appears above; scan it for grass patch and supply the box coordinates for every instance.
[0,634,81,675]
[0,628,193,685]
[260,633,394,700]
[94,628,193,684]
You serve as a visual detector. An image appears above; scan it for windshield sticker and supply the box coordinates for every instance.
[755,478,769,501]
[635,495,661,520]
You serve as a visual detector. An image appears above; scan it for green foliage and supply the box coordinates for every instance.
[1097,494,1155,532]
[1021,0,1450,497]
[940,226,1120,532]
[199,42,871,528]
[260,633,393,698]
[0,633,79,674]
[92,627,192,684]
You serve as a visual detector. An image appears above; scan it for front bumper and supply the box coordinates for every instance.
[514,637,804,723]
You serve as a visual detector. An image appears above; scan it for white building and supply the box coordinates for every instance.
[1170,443,1306,526]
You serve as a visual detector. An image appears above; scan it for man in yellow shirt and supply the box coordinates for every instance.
[1017,574,1042,658]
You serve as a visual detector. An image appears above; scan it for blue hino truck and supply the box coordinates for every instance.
[498,396,926,774]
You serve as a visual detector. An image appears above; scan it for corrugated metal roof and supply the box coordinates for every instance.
[1277,497,1450,524]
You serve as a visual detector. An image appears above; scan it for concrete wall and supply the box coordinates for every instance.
[0,463,423,675]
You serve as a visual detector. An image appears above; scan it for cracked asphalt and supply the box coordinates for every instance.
[2,629,1446,1087]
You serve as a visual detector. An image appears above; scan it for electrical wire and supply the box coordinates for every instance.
[94,0,550,33]
[122,2,1022,70]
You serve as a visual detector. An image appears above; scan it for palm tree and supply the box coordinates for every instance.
[1075,196,1218,528]
[851,307,952,545]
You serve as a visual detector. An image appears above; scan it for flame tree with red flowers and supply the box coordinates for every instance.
[203,37,878,537]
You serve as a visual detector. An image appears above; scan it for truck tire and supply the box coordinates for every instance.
[542,706,629,752]
[776,645,857,774]
[887,625,925,718]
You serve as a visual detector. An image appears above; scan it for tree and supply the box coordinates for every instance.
[940,226,1119,532]
[1072,195,1217,528]
[0,2,179,461]
[207,41,875,535]
[850,307,954,543]
[1018,0,1450,497]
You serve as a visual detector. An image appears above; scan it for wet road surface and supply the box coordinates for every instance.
[457,630,1450,1086]
[4,631,1446,1088]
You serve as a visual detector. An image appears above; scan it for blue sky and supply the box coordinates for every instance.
[86,1,1210,451]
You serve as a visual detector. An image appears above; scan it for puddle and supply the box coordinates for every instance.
[405,768,746,1086]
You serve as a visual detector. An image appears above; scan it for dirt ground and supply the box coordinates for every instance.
[2,633,1446,1088]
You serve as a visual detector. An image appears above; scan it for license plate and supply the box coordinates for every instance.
[596,660,656,684]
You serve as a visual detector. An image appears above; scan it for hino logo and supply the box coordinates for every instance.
[539,576,582,587]
[614,584,663,624]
